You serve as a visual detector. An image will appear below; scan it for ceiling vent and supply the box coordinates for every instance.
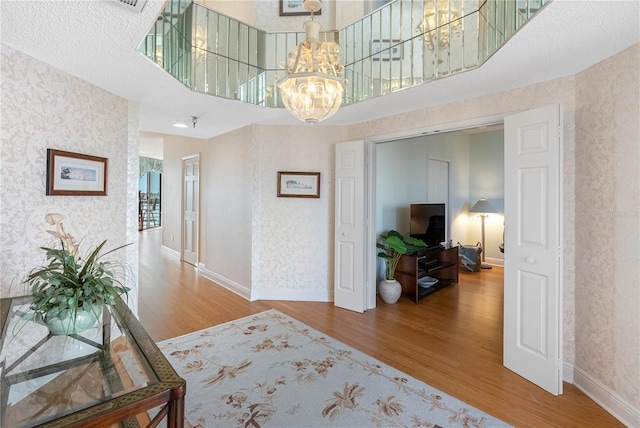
[110,0,148,13]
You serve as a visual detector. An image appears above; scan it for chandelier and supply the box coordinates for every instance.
[277,0,345,124]
[417,0,462,51]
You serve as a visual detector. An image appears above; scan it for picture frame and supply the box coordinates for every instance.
[279,0,321,16]
[46,149,108,196]
[371,39,403,61]
[277,171,320,198]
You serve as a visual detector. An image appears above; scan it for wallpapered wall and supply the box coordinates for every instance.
[251,125,349,301]
[201,126,253,295]
[574,44,639,412]
[0,45,137,310]
[162,135,203,258]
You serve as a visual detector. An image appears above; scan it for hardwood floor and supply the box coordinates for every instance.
[138,229,622,427]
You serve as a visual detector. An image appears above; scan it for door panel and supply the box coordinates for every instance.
[504,104,562,395]
[183,156,199,266]
[519,167,547,246]
[334,141,366,313]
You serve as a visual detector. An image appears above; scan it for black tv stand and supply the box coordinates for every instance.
[394,246,459,303]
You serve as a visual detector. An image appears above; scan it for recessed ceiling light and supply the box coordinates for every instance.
[173,123,189,128]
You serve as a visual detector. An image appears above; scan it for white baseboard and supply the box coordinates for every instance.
[200,267,251,301]
[161,245,180,260]
[251,288,333,303]
[485,256,504,267]
[563,361,574,384]
[573,366,640,427]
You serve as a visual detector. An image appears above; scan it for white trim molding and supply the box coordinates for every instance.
[573,366,640,427]
[484,257,504,267]
[161,245,181,260]
[200,266,251,301]
[251,288,333,303]
[563,361,574,384]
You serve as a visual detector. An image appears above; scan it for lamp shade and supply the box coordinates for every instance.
[469,198,497,214]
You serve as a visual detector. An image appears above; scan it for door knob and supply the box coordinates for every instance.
[526,257,536,264]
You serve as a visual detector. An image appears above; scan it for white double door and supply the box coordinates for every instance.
[334,105,563,395]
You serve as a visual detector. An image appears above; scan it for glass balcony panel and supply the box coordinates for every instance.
[141,0,548,109]
[230,60,240,101]
[380,2,391,41]
[407,35,418,85]
[462,10,478,69]
[228,19,239,64]
[217,55,228,98]
[274,33,288,73]
[342,26,353,65]
[265,69,278,107]
[217,15,229,57]
[371,9,381,45]
[286,32,298,62]
[236,61,248,101]
[238,23,249,64]
[249,27,259,68]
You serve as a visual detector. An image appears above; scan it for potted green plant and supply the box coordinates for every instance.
[376,230,427,303]
[25,213,130,335]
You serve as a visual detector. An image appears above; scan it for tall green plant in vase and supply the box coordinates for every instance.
[376,230,427,303]
[25,213,131,335]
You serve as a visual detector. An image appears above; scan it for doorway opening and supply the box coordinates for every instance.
[139,170,162,231]
[364,106,563,395]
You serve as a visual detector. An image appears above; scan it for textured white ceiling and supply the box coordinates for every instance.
[1,0,639,140]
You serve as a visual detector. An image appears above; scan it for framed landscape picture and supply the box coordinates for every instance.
[280,0,321,16]
[46,149,108,196]
[277,171,320,198]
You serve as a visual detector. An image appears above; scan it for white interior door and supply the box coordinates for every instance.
[504,105,563,395]
[334,140,366,313]
[182,155,199,267]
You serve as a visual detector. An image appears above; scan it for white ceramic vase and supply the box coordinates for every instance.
[379,279,402,304]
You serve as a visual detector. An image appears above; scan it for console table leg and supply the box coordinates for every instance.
[167,389,186,428]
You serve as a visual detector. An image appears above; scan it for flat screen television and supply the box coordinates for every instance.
[410,203,446,247]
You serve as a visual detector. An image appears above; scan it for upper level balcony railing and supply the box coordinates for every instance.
[138,0,548,109]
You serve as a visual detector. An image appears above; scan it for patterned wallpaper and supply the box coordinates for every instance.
[0,45,136,304]
[251,125,349,299]
[574,44,639,409]
[202,126,253,288]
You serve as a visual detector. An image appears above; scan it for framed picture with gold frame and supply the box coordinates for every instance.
[280,0,321,16]
[277,171,320,198]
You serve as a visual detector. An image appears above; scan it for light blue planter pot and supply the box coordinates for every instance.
[44,304,103,335]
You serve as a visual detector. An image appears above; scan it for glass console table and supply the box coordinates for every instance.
[0,296,185,427]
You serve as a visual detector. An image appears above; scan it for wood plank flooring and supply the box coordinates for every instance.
[138,229,622,427]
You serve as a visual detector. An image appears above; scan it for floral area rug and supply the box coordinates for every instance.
[157,310,510,428]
